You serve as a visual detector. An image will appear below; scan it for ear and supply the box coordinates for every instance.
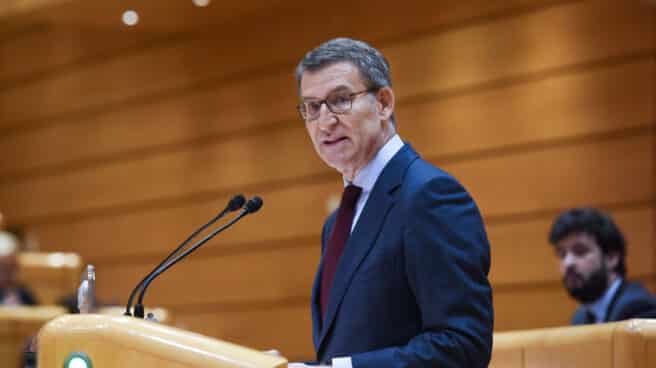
[605,251,620,272]
[375,87,395,122]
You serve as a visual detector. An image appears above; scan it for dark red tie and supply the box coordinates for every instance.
[320,185,362,319]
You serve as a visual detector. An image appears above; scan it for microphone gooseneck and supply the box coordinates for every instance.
[133,196,263,318]
[124,194,246,317]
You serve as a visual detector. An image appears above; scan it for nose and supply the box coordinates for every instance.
[561,252,577,272]
[316,103,337,131]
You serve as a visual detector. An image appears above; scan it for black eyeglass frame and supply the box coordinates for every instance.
[296,87,379,121]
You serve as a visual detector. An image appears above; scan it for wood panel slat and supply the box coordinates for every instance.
[0,25,159,84]
[454,134,653,217]
[389,0,655,100]
[1,0,649,126]
[11,0,288,33]
[0,126,651,222]
[33,166,654,286]
[35,181,342,261]
[0,126,325,220]
[172,304,313,362]
[94,244,319,309]
[0,0,69,19]
[0,55,652,178]
[493,284,579,331]
[399,58,654,158]
[82,206,653,311]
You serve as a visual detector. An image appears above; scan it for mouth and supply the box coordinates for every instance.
[322,137,349,147]
[564,271,584,289]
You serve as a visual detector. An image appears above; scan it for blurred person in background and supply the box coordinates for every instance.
[549,207,656,324]
[3,224,40,252]
[0,212,38,306]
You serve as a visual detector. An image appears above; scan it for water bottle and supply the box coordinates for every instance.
[77,265,96,314]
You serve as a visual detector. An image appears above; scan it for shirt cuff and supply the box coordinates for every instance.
[332,356,352,368]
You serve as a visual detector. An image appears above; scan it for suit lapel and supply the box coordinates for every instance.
[604,279,627,322]
[317,145,418,350]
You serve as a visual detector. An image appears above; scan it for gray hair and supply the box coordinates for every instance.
[295,38,395,125]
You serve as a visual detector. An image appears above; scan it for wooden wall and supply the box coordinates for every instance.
[0,0,654,361]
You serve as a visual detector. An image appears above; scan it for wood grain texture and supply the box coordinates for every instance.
[0,56,652,179]
[0,129,651,222]
[0,24,160,85]
[0,0,560,127]
[35,184,654,289]
[95,242,318,308]
[79,206,653,309]
[173,304,313,362]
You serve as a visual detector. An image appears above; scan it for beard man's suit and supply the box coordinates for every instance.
[572,280,656,325]
[311,144,494,368]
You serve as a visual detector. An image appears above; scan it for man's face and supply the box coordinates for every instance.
[299,62,393,180]
[555,232,611,303]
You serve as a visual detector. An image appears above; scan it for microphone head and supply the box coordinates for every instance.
[228,194,246,211]
[244,196,263,214]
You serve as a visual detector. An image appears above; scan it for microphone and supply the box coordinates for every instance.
[124,194,246,317]
[133,196,263,318]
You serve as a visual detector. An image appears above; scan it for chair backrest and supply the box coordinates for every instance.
[17,252,82,305]
[0,306,67,368]
[490,319,656,368]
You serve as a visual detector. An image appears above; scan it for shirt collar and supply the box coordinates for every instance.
[585,277,623,322]
[343,134,404,191]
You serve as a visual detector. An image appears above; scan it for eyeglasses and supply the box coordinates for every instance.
[297,88,376,121]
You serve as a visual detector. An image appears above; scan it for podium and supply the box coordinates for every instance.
[0,306,67,368]
[38,314,288,368]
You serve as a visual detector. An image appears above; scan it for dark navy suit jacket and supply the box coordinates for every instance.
[571,280,656,324]
[311,145,494,367]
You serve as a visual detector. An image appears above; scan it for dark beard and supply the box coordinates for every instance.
[563,265,609,304]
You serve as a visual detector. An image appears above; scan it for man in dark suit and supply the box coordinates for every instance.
[549,208,656,325]
[291,38,493,368]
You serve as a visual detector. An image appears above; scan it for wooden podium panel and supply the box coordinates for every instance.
[38,314,287,368]
[0,306,67,368]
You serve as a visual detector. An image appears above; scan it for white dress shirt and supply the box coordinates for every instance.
[344,134,404,232]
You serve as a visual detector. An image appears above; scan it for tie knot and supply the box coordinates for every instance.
[341,185,362,208]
